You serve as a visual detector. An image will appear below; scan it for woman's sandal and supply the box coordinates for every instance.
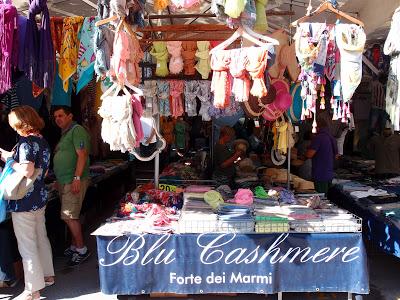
[14,290,40,300]
[44,276,55,287]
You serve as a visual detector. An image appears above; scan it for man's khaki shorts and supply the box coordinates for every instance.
[59,178,90,220]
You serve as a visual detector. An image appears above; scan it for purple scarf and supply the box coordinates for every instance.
[24,0,54,89]
[0,3,18,94]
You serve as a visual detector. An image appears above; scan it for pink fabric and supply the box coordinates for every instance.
[170,0,200,10]
[232,188,254,206]
[169,80,185,118]
[131,94,144,147]
[185,185,213,193]
[229,48,250,102]
[0,4,18,94]
[126,34,144,85]
[246,47,269,98]
[109,31,130,84]
[167,41,183,74]
[211,50,231,108]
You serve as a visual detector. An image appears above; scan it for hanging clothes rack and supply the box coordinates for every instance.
[291,1,364,27]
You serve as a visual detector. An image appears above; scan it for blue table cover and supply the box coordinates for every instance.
[329,185,400,258]
[96,232,369,295]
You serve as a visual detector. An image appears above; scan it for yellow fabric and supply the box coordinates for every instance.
[150,41,169,77]
[59,16,84,92]
[254,0,268,33]
[274,120,295,155]
[195,41,211,79]
[154,0,170,11]
[224,0,246,18]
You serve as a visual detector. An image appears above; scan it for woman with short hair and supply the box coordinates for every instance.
[0,105,54,300]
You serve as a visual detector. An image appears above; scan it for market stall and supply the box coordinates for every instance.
[329,158,400,258]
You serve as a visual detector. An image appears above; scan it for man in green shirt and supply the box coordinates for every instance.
[53,106,91,266]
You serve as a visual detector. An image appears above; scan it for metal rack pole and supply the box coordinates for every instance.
[154,113,160,187]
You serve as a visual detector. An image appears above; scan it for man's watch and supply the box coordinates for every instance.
[73,176,81,181]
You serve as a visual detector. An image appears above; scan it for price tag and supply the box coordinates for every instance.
[295,126,299,133]
[254,120,260,128]
[158,184,177,192]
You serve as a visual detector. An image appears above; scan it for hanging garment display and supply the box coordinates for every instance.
[254,0,268,33]
[273,119,295,155]
[50,17,63,55]
[181,41,197,76]
[94,25,115,78]
[211,0,256,29]
[17,15,28,72]
[246,47,269,98]
[195,41,211,80]
[154,0,169,11]
[143,80,158,115]
[131,94,144,147]
[109,30,130,84]
[24,0,54,89]
[157,81,171,116]
[98,90,137,152]
[0,3,18,94]
[170,0,200,11]
[77,17,98,93]
[167,41,183,75]
[210,49,232,108]
[230,48,250,103]
[335,24,366,103]
[169,80,185,118]
[198,80,213,121]
[174,120,187,149]
[150,41,169,77]
[125,32,144,85]
[184,80,200,117]
[59,16,84,92]
[384,7,400,131]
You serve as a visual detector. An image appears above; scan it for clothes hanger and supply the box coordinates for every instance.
[210,26,277,55]
[242,25,279,46]
[291,1,364,27]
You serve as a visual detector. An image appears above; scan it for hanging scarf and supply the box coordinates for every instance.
[229,48,250,102]
[126,32,143,85]
[77,17,98,93]
[336,24,366,103]
[143,80,158,115]
[109,30,130,84]
[50,17,63,55]
[169,80,185,118]
[195,41,211,79]
[246,47,268,98]
[24,0,54,89]
[167,41,183,75]
[198,80,213,121]
[224,0,246,18]
[254,0,268,33]
[184,80,200,116]
[181,41,197,76]
[150,41,169,77]
[154,0,169,11]
[17,15,28,72]
[0,4,18,94]
[94,25,115,78]
[59,16,84,92]
[211,49,231,109]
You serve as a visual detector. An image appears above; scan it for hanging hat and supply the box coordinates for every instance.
[288,82,303,122]
[233,139,249,152]
[242,84,277,118]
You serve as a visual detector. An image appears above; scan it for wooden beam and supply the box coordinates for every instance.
[146,10,294,20]
[138,24,233,32]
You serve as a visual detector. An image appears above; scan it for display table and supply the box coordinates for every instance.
[95,232,369,297]
[329,184,400,258]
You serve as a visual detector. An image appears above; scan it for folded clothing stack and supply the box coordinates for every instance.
[217,205,255,233]
[255,216,289,233]
[341,182,373,192]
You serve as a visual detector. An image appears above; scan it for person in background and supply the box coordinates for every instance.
[212,126,244,186]
[306,113,339,195]
[53,106,91,266]
[368,121,400,179]
[0,216,19,288]
[0,106,54,300]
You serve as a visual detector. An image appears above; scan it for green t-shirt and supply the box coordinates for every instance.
[53,123,90,184]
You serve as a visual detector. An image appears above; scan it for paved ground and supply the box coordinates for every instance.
[1,231,400,300]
